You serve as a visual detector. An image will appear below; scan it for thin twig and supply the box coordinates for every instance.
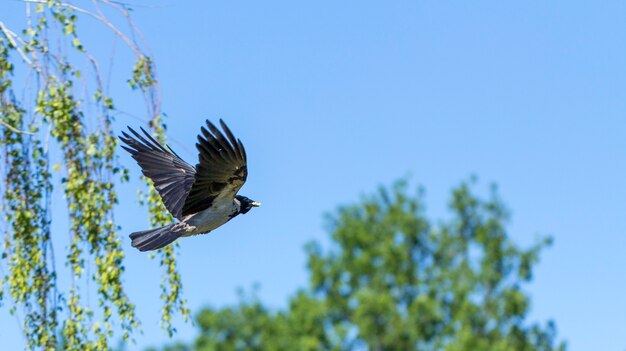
[106,40,116,93]
[92,0,164,123]
[0,22,38,70]
[109,0,175,9]
[22,0,144,57]
[97,0,152,55]
[0,118,35,135]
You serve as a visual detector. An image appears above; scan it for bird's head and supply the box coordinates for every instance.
[236,195,261,214]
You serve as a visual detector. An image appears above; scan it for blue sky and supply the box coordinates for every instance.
[2,1,625,350]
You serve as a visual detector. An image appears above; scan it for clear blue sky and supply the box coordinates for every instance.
[1,1,625,350]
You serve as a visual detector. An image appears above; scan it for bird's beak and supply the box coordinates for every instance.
[251,201,261,207]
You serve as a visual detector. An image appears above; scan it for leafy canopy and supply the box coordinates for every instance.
[163,179,564,351]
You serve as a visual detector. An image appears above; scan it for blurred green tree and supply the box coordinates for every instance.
[157,179,565,351]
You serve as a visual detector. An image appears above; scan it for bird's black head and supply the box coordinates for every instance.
[236,195,261,214]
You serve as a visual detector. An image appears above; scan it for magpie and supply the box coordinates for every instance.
[119,119,260,251]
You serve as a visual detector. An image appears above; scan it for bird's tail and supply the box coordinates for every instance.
[130,223,185,252]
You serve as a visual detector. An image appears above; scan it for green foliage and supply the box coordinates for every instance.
[2,25,57,351]
[192,291,332,351]
[129,55,157,91]
[157,179,565,351]
[0,37,57,349]
[1,1,187,349]
[138,119,190,336]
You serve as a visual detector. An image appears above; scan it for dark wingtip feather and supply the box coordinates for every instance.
[218,118,229,131]
[120,130,132,141]
[128,127,144,141]
[238,138,247,161]
[140,126,169,153]
[221,121,245,161]
[206,119,218,130]
[167,144,182,158]
[126,127,139,137]
[200,126,212,140]
[120,145,135,154]
[219,120,237,144]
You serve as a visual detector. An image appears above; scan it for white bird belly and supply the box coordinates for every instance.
[182,200,239,236]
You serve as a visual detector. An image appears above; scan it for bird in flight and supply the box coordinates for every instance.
[119,119,260,251]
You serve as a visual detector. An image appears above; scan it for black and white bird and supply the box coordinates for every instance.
[119,119,260,251]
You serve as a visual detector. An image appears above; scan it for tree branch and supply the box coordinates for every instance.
[0,118,34,135]
[0,22,37,70]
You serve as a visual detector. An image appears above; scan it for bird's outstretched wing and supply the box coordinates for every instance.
[120,127,196,220]
[182,119,248,216]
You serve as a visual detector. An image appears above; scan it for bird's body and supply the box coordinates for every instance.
[120,119,259,251]
[182,195,240,236]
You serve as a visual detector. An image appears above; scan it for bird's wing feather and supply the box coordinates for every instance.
[182,119,248,216]
[119,127,196,220]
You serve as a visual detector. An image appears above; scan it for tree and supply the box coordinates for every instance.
[165,179,565,351]
[0,2,187,349]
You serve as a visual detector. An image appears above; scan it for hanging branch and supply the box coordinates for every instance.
[0,1,189,348]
